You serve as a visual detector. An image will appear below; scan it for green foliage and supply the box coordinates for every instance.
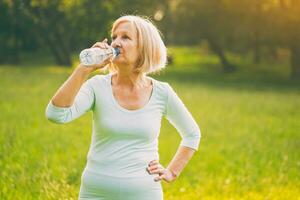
[0,47,299,199]
[1,0,300,77]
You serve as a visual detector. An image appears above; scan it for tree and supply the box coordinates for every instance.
[171,0,237,72]
[270,0,300,79]
[0,0,36,64]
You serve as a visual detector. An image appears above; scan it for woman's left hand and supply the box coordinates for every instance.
[146,160,177,183]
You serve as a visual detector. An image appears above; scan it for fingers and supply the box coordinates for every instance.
[102,38,110,48]
[91,38,109,49]
[102,54,113,63]
[91,42,107,49]
[102,54,113,66]
[146,160,173,182]
[146,161,164,175]
[147,163,163,171]
[147,160,161,173]
[149,168,164,174]
[103,39,110,48]
[148,160,159,166]
[154,174,165,182]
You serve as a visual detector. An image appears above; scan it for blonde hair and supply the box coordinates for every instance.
[104,15,167,84]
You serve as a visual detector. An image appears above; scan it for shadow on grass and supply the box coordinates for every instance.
[1,61,299,93]
[153,64,300,93]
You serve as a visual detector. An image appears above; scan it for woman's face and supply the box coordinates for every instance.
[111,21,139,68]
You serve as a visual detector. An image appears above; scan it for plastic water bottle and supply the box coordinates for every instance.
[79,47,120,66]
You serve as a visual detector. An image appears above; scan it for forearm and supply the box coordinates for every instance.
[166,145,196,177]
[51,64,91,107]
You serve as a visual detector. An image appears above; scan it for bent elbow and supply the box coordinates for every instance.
[45,102,69,124]
[180,128,201,151]
[45,109,66,124]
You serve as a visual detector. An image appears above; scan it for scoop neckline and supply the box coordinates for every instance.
[108,73,156,113]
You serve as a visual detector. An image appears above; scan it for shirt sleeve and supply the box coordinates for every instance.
[45,78,95,124]
[164,83,201,151]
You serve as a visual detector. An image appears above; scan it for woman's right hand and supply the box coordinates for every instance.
[78,38,113,73]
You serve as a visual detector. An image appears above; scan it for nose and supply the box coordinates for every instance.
[111,40,121,49]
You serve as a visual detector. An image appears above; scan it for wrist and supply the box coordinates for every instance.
[167,168,179,180]
[76,64,93,76]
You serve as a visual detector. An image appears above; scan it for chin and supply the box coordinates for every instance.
[113,57,127,65]
[113,61,128,67]
[112,60,123,66]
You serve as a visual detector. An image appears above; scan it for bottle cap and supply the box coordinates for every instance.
[114,48,120,56]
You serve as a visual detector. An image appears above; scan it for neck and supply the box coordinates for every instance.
[112,71,148,90]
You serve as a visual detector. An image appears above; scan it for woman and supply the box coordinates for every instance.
[46,15,201,200]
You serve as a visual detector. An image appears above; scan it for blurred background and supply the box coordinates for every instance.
[0,0,299,199]
[0,0,300,78]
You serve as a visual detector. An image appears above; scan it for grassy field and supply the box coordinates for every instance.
[0,47,299,199]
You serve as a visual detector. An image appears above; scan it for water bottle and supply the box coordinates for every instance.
[79,46,120,66]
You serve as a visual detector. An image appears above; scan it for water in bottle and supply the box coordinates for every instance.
[79,46,120,66]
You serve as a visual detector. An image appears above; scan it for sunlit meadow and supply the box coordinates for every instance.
[0,47,299,199]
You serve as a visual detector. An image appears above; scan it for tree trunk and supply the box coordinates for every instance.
[252,25,261,64]
[253,44,261,64]
[207,38,236,72]
[39,27,72,66]
[290,45,300,79]
[36,8,72,67]
[54,29,72,66]
[47,31,72,66]
[47,36,69,66]
[253,30,261,64]
[11,26,21,65]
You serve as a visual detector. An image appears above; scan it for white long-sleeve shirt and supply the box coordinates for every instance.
[45,73,201,177]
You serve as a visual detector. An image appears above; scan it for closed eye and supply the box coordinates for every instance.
[122,35,130,40]
[111,34,130,41]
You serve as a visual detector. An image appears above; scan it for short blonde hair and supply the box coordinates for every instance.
[106,15,167,77]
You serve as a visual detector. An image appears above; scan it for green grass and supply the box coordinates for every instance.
[0,47,299,199]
